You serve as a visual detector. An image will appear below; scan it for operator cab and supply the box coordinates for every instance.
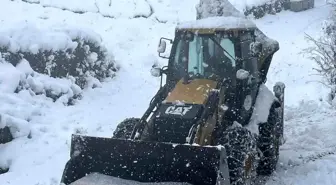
[154,16,263,89]
[151,16,266,128]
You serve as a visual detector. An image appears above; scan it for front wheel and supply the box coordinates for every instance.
[112,117,140,139]
[216,127,259,185]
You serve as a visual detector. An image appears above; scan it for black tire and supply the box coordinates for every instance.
[256,105,280,175]
[217,127,258,185]
[112,118,140,139]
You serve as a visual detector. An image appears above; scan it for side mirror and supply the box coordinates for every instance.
[157,40,167,54]
[157,37,173,59]
[150,66,162,77]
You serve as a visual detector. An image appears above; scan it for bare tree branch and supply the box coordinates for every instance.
[303,1,336,104]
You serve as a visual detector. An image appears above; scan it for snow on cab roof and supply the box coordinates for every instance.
[176,16,257,31]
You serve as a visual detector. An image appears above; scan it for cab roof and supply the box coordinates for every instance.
[176,16,257,32]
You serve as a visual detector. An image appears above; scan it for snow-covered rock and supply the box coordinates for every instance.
[0,61,22,94]
[0,57,83,151]
[0,59,83,104]
[196,0,245,19]
[0,114,30,139]
[197,0,289,19]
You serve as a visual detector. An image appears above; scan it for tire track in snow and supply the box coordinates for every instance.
[279,145,336,170]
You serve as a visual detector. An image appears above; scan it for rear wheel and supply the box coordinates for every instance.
[112,117,140,139]
[256,105,280,175]
[217,127,258,185]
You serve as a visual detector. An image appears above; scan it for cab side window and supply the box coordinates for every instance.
[219,39,236,68]
[188,36,204,75]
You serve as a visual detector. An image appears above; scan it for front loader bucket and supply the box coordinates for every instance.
[61,134,230,185]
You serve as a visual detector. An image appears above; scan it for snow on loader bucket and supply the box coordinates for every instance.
[60,134,230,185]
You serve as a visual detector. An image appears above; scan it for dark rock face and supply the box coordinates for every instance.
[0,126,13,144]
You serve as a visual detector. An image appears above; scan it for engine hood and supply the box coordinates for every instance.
[164,78,218,105]
[154,78,219,143]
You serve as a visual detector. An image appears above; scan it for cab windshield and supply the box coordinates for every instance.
[171,32,237,82]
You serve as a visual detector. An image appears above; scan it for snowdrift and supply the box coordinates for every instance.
[0,22,119,171]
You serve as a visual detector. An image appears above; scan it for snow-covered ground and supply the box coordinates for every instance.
[0,0,335,184]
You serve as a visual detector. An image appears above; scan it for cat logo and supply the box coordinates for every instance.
[165,105,193,116]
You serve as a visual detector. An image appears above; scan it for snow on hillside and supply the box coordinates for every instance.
[0,0,335,185]
[257,0,333,107]
[254,1,336,184]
